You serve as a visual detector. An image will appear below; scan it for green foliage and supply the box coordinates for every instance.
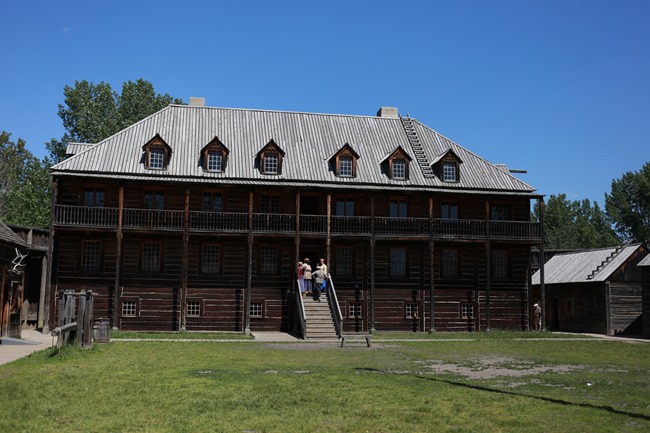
[49,79,184,162]
[0,131,50,227]
[605,161,650,243]
[533,194,619,249]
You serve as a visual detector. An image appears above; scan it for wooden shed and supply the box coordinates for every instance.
[531,243,648,335]
[0,221,29,339]
[638,254,650,338]
[48,102,544,337]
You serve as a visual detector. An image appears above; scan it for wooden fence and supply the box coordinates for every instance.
[51,290,94,350]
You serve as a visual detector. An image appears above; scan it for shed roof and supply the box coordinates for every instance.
[0,221,28,249]
[638,254,650,267]
[52,105,537,196]
[531,243,648,285]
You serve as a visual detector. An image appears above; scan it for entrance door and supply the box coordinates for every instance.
[301,195,320,215]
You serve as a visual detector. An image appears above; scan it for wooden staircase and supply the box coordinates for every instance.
[302,294,338,340]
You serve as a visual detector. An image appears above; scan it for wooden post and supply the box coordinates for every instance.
[295,192,301,264]
[0,266,6,338]
[180,187,190,331]
[538,197,546,331]
[370,196,376,334]
[112,184,124,329]
[485,200,491,331]
[326,193,331,268]
[76,292,85,345]
[429,196,435,333]
[43,178,58,333]
[83,291,93,348]
[37,255,47,329]
[245,191,253,334]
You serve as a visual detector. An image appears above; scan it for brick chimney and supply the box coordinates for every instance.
[190,97,206,107]
[376,107,398,118]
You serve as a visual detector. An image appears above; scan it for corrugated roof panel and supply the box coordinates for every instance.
[52,105,537,194]
[531,244,645,284]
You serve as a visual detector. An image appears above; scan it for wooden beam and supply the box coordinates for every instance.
[326,193,331,268]
[43,178,58,333]
[485,199,491,331]
[370,195,375,334]
[37,255,47,329]
[1,266,6,338]
[538,198,546,331]
[180,187,190,331]
[244,191,253,334]
[112,184,124,329]
[429,196,435,332]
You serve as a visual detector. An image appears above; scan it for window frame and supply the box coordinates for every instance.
[142,134,172,171]
[331,144,359,178]
[492,250,509,279]
[82,186,106,207]
[80,240,101,272]
[144,189,165,210]
[491,204,509,221]
[391,158,407,180]
[141,241,162,273]
[441,249,458,279]
[260,194,280,214]
[202,190,224,213]
[259,245,279,275]
[335,246,354,276]
[250,301,265,318]
[201,243,222,274]
[348,302,362,318]
[440,202,459,219]
[389,198,408,218]
[335,198,355,216]
[121,299,139,317]
[186,300,203,318]
[442,161,458,182]
[389,247,408,278]
[460,303,474,319]
[405,302,419,319]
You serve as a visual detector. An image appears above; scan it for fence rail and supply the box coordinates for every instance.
[53,205,541,240]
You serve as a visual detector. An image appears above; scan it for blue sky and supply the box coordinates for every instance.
[2,0,649,205]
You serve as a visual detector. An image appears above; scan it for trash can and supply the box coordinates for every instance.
[93,318,111,343]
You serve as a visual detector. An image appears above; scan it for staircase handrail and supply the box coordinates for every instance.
[296,279,306,339]
[326,275,343,337]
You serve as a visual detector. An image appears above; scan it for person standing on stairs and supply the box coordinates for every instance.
[302,258,313,295]
[312,267,327,302]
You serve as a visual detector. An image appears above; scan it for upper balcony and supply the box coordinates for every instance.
[53,205,541,241]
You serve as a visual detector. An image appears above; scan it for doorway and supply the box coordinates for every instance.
[301,195,320,215]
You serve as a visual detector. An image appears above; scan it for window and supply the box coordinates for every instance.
[83,187,105,207]
[143,134,171,170]
[187,301,201,317]
[442,162,458,182]
[392,159,406,179]
[492,251,508,279]
[81,241,100,272]
[142,242,161,272]
[261,194,279,213]
[335,198,355,216]
[144,190,165,209]
[389,199,408,218]
[149,148,165,170]
[250,302,263,318]
[122,301,137,317]
[349,302,362,318]
[203,192,223,212]
[260,246,278,275]
[461,303,474,319]
[264,152,278,174]
[441,249,458,278]
[339,156,353,177]
[406,303,418,319]
[207,151,222,172]
[491,204,508,221]
[390,248,407,277]
[335,247,353,276]
[440,202,458,219]
[202,244,221,274]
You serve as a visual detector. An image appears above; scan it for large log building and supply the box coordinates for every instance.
[48,100,543,335]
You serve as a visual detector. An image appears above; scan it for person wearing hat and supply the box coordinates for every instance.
[533,302,542,331]
[302,258,313,294]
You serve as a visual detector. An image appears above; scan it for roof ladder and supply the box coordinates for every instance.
[400,116,435,178]
[586,241,631,280]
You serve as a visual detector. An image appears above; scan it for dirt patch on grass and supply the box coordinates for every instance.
[417,356,582,379]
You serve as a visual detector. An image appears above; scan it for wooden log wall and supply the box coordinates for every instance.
[608,282,642,335]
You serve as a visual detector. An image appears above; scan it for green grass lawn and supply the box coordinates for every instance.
[1,336,648,432]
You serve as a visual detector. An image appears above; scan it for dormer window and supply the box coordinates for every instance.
[340,156,353,177]
[201,137,229,173]
[257,139,285,175]
[142,134,172,171]
[392,159,406,179]
[264,152,279,174]
[381,146,412,180]
[443,161,457,182]
[329,143,360,178]
[207,151,222,171]
[431,149,463,183]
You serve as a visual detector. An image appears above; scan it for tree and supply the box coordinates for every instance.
[533,194,619,249]
[605,162,650,243]
[48,79,183,162]
[0,131,51,227]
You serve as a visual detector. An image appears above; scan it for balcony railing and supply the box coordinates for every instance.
[53,205,541,240]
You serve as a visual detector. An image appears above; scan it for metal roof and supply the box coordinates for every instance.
[0,221,28,249]
[51,105,537,195]
[531,243,647,284]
